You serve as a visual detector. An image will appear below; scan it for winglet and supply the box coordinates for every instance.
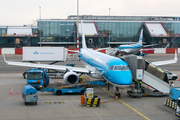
[174,49,178,62]
[2,54,8,63]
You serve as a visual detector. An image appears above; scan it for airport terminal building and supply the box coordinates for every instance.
[0,15,180,48]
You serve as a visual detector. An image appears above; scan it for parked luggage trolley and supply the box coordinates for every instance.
[22,85,38,105]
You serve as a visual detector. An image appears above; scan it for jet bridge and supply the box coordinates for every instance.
[121,55,170,96]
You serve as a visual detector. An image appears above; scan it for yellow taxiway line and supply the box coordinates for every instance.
[100,87,150,120]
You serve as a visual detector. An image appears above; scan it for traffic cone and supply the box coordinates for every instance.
[164,55,165,57]
[179,76,180,81]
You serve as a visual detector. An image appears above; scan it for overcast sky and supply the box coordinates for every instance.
[0,0,180,26]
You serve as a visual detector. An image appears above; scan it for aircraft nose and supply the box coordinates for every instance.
[110,71,132,85]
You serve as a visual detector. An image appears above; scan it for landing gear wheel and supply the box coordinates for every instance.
[56,90,62,95]
[44,82,47,87]
[25,102,27,105]
[138,52,141,55]
[114,93,118,98]
[118,93,121,98]
[35,102,37,105]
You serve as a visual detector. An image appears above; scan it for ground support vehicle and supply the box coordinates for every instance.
[164,87,180,118]
[26,69,50,89]
[22,85,38,105]
[127,86,166,98]
[81,88,101,107]
[163,69,178,80]
[40,80,106,95]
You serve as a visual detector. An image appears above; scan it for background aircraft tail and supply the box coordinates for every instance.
[81,21,87,49]
[137,29,143,46]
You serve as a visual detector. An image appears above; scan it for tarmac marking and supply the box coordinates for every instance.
[91,107,103,120]
[45,101,64,105]
[9,88,22,95]
[100,87,150,120]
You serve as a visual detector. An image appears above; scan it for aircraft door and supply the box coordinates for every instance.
[136,56,144,80]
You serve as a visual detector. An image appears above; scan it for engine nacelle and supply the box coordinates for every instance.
[63,71,79,85]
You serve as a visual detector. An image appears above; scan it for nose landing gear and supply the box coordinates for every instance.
[114,87,124,98]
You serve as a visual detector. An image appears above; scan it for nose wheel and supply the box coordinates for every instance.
[114,87,124,98]
[115,93,121,98]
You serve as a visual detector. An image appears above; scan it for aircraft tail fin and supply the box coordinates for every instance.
[137,29,143,46]
[81,20,87,49]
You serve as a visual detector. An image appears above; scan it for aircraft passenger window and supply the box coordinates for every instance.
[109,65,114,70]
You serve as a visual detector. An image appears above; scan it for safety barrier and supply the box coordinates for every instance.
[142,48,154,54]
[15,48,22,54]
[84,97,101,107]
[0,48,180,55]
[166,48,178,54]
[81,95,101,107]
[164,98,177,110]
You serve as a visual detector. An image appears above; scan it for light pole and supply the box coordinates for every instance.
[109,7,111,47]
[77,0,79,50]
[39,6,41,47]
[151,30,153,48]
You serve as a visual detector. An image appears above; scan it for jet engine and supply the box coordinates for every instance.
[63,71,79,85]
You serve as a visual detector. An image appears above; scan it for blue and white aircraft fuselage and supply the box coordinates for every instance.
[117,29,155,55]
[80,48,132,88]
[118,44,142,55]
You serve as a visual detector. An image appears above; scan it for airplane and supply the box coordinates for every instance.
[113,29,157,56]
[3,21,178,98]
[3,21,133,97]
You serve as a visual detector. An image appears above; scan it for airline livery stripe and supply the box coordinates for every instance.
[99,86,150,120]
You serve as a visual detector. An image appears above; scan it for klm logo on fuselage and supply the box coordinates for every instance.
[33,51,54,54]
[139,37,142,41]
[33,51,38,54]
[138,74,141,77]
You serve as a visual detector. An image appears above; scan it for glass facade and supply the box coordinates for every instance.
[1,16,180,48]
[96,21,142,43]
[38,21,75,43]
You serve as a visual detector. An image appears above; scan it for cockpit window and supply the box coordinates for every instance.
[114,65,130,71]
[109,65,114,70]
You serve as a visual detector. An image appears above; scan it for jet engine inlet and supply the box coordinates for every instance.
[63,71,79,84]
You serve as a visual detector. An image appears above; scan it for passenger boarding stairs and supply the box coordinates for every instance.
[121,55,170,94]
[142,61,169,94]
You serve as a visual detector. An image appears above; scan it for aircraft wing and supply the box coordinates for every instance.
[140,48,155,52]
[151,50,178,66]
[151,59,177,66]
[4,59,89,74]
[94,47,110,51]
[143,44,158,48]
[66,49,79,53]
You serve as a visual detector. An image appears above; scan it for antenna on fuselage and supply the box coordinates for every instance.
[81,20,87,49]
